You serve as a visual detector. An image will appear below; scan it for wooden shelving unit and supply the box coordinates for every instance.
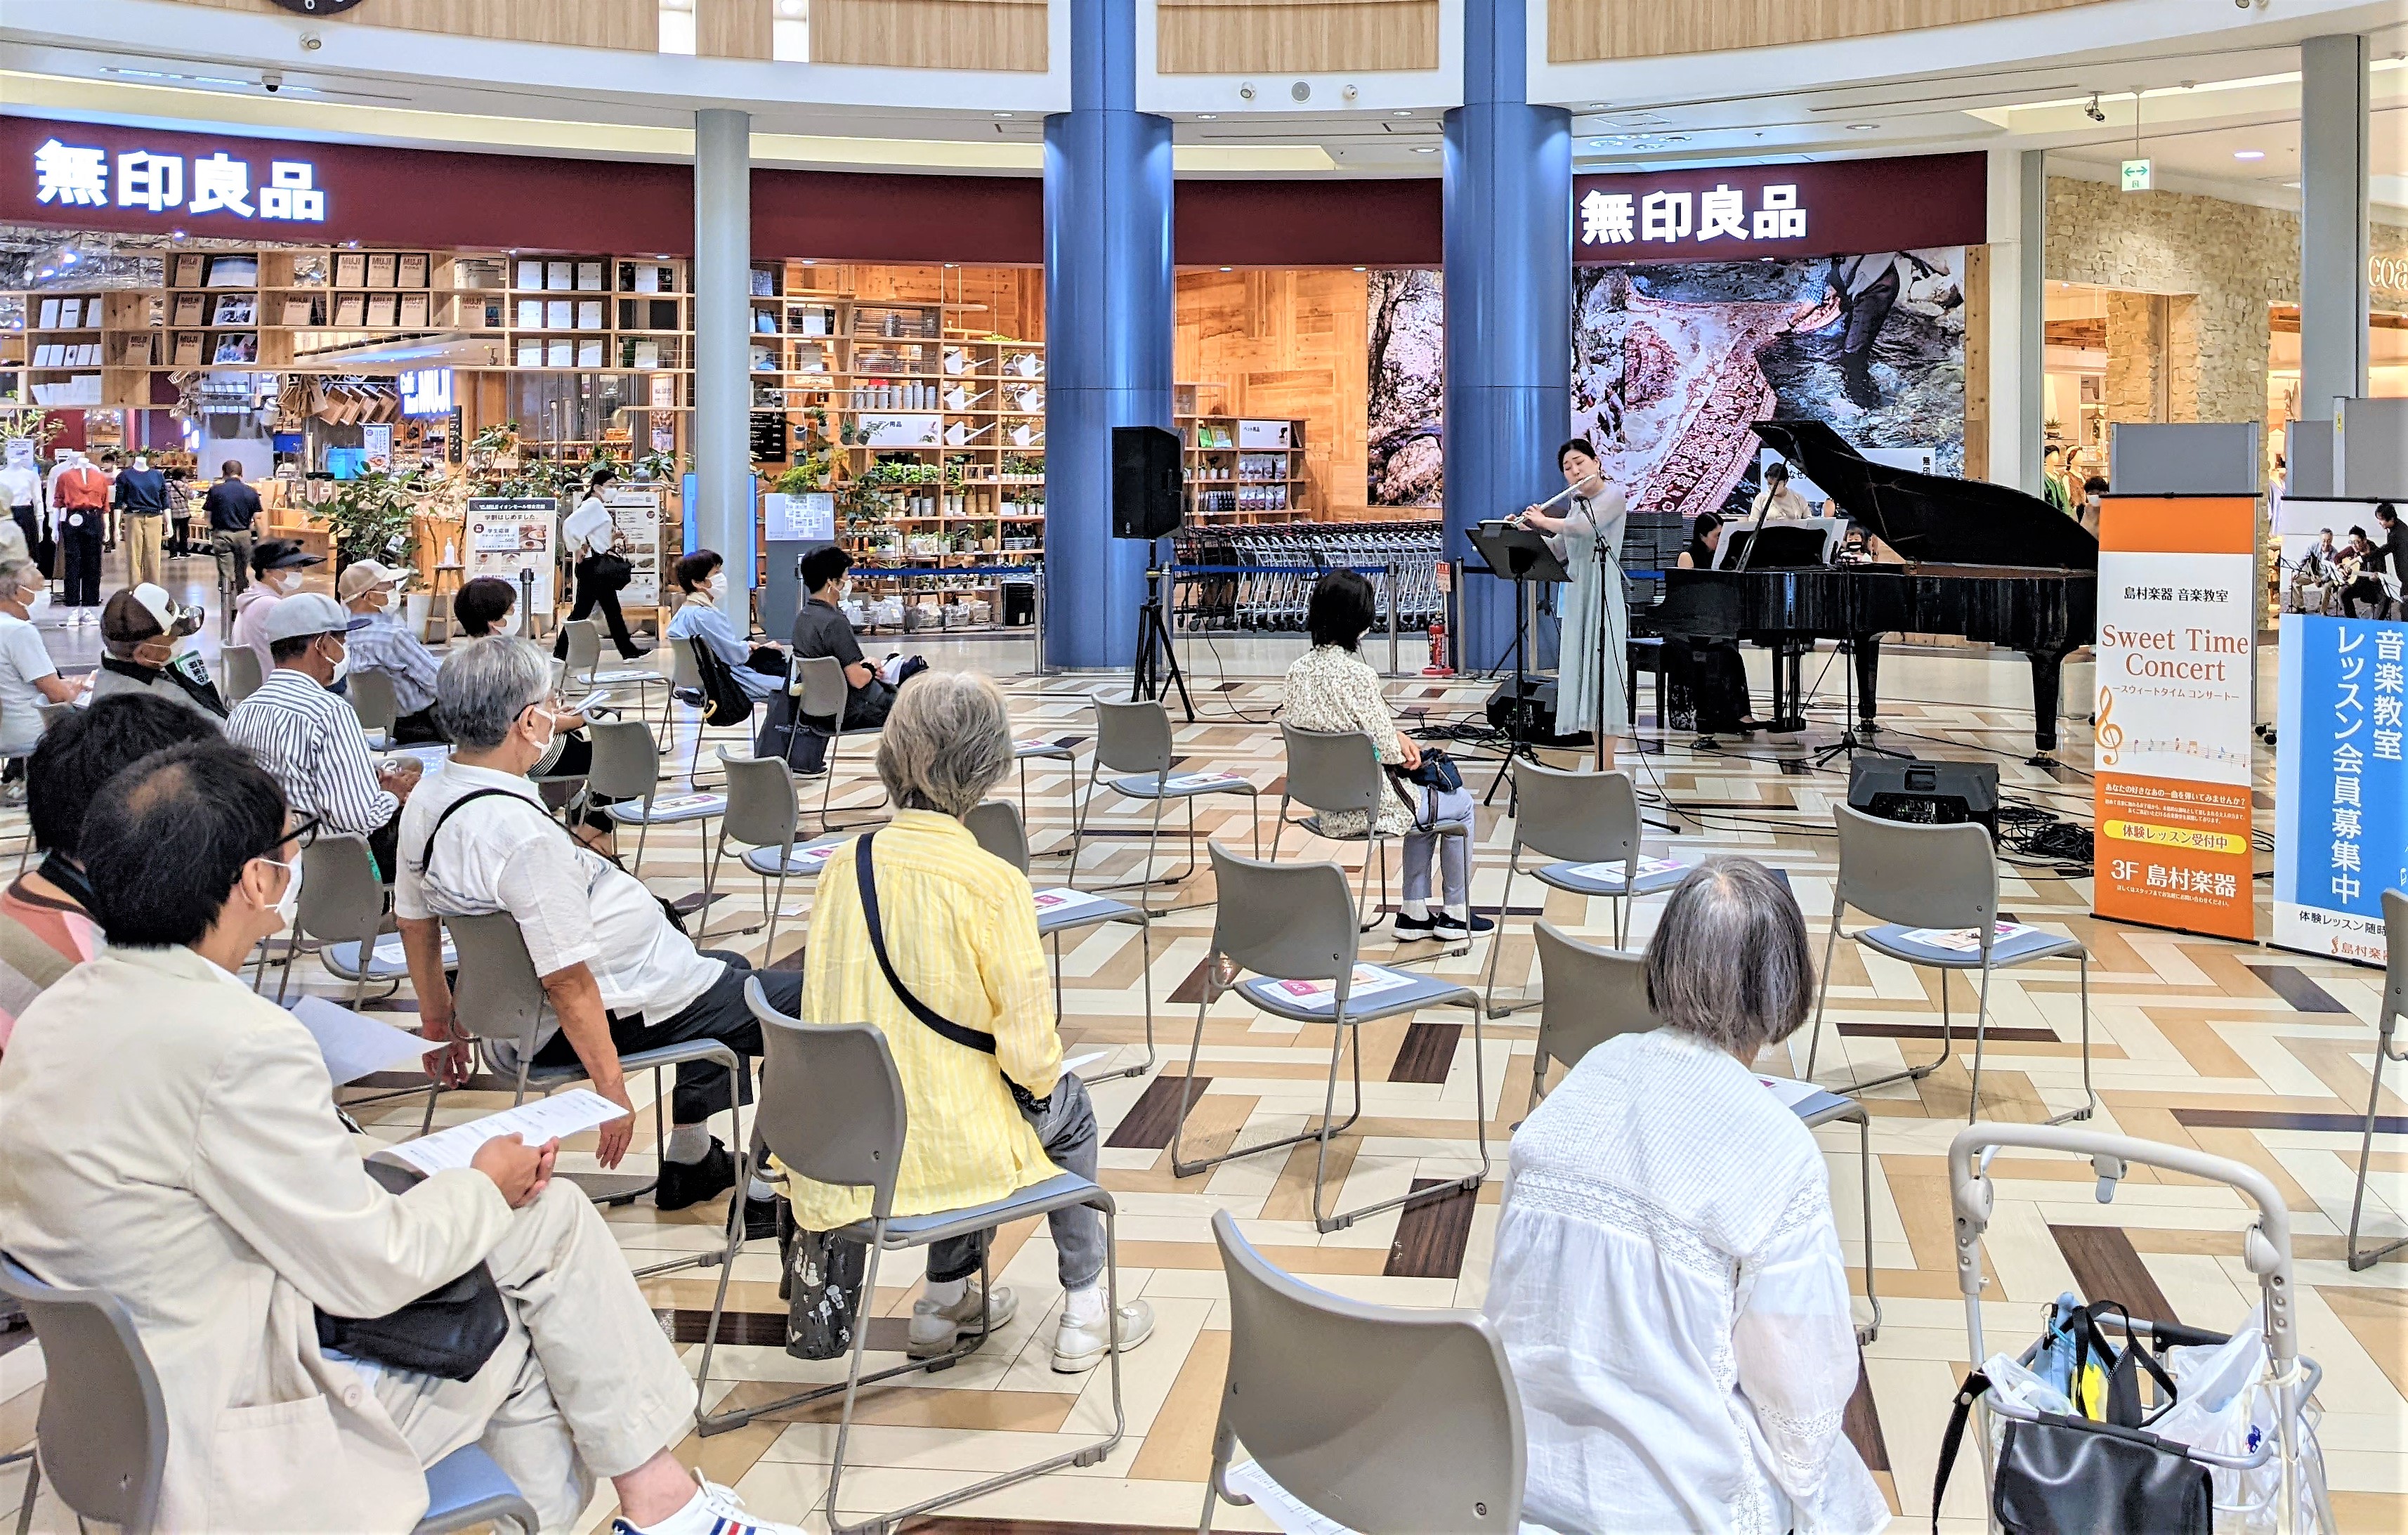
[1182,413,1307,521]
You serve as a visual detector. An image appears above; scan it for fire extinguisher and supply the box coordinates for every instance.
[1424,618,1451,677]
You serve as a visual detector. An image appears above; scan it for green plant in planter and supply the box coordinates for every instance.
[321,466,426,572]
[776,452,832,495]
[633,448,685,485]
[0,407,65,457]
[471,422,520,455]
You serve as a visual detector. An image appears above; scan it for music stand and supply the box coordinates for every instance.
[1467,520,1574,803]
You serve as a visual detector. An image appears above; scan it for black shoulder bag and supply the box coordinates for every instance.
[686,630,757,729]
[853,830,1046,1116]
[315,1161,509,1383]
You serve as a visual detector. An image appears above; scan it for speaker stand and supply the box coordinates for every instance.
[1807,636,1906,770]
[1132,564,1194,722]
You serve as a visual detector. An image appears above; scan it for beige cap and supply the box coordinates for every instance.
[336,559,410,603]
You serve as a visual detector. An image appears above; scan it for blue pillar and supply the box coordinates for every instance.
[1043,0,1174,670]
[1442,0,1570,671]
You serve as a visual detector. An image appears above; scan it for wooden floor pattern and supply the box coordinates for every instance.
[4,644,2402,1534]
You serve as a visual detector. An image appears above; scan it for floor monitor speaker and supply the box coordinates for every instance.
[1112,424,1184,541]
[1847,757,1999,842]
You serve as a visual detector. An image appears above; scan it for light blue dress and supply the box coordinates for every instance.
[1545,490,1630,740]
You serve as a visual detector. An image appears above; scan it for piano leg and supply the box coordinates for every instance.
[2025,647,2074,762]
[1853,636,1883,733]
[1768,638,1809,733]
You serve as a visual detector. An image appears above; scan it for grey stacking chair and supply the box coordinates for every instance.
[558,618,669,726]
[1803,804,2095,1126]
[219,643,264,706]
[1200,1209,1523,1535]
[693,982,1131,1535]
[1014,733,1075,829]
[1068,698,1259,906]
[1484,760,1684,1016]
[785,654,889,832]
[443,911,744,1279]
[268,832,407,1009]
[589,717,725,879]
[2346,887,2408,1270]
[0,1255,537,1535]
[700,749,842,958]
[666,634,736,786]
[347,666,399,750]
[965,798,1154,1083]
[1271,724,1472,944]
[1172,845,1490,1233]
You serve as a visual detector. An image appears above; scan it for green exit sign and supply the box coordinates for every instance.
[2121,157,2154,192]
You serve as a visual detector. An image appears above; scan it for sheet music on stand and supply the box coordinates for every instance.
[1714,516,1848,570]
[1466,520,1573,585]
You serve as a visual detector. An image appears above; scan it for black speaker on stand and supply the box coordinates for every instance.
[1113,425,1192,719]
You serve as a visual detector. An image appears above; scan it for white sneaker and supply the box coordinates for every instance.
[611,1473,805,1535]
[906,1278,1018,1358]
[1052,1297,1154,1373]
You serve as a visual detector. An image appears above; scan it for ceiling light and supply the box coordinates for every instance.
[1590,138,1607,148]
[1413,145,1438,153]
[993,112,1014,119]
[1197,113,1217,120]
[1846,123,1880,131]
[2233,149,2265,160]
[1586,103,1606,110]
[1219,266,1233,273]
[1391,110,1413,117]
[1352,266,1367,272]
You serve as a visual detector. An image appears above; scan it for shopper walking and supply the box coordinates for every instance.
[164,465,196,559]
[201,459,261,601]
[113,451,170,589]
[49,452,108,626]
[554,467,648,662]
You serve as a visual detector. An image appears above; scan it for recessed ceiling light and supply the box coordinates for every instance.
[1391,110,1413,117]
[1352,266,1367,272]
[1197,113,1217,120]
[1846,122,1880,131]
[2233,149,2265,160]
[1586,103,1606,110]
[993,112,1014,118]
[1219,266,1234,273]
[1590,138,1607,148]
[1413,144,1438,153]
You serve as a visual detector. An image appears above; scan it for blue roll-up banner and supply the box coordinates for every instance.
[2273,613,2408,965]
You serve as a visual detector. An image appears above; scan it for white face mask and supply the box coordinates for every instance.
[499,605,522,636]
[18,587,46,619]
[261,856,301,932]
[702,576,726,603]
[521,703,556,756]
[325,638,349,684]
[274,570,305,595]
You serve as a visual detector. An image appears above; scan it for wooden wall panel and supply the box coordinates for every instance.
[812,0,1047,70]
[792,265,1045,339]
[1158,0,1437,74]
[1550,0,2109,63]
[1963,242,1990,482]
[161,0,657,51]
[699,0,775,58]
[1174,269,1370,519]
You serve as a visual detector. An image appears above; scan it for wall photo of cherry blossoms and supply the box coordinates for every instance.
[1366,268,1445,507]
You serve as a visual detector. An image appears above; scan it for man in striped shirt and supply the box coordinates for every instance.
[225,592,421,878]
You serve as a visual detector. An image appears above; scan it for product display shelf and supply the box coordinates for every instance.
[1181,413,1308,521]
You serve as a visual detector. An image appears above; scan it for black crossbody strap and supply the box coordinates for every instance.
[416,787,537,875]
[853,830,1000,1058]
[1931,1368,1992,1535]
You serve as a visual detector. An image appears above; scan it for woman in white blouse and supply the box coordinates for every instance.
[1486,856,1887,1535]
[1281,570,1487,941]
[555,467,648,662]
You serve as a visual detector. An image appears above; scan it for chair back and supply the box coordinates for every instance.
[792,655,851,721]
[221,644,264,705]
[1092,698,1174,776]
[1533,921,1654,1076]
[0,1256,167,1534]
[584,717,662,802]
[1211,1210,1523,1532]
[743,979,908,1220]
[1510,759,1639,866]
[296,832,386,945]
[37,700,74,735]
[1281,725,1385,818]
[719,750,798,852]
[445,912,550,1054]
[668,633,705,693]
[2384,888,2408,1029]
[1832,802,1996,932]
[559,619,601,681]
[964,799,1030,873]
[1208,844,1356,982]
[348,667,400,733]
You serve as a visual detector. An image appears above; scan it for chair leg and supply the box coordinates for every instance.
[1066,764,1098,889]
[819,1229,885,1531]
[1248,788,1260,861]
[1853,1111,1882,1343]
[2045,953,2098,1127]
[1269,792,1291,862]
[1805,911,1844,1078]
[1314,998,1491,1234]
[1308,1010,1360,1232]
[2348,1017,2408,1271]
[632,813,652,881]
[13,1454,36,1535]
[1170,981,1363,1179]
[1482,856,1524,1017]
[761,871,787,965]
[1963,964,1993,1124]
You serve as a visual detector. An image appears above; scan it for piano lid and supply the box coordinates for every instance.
[1752,420,2099,571]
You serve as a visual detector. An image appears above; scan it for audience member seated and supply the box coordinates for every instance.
[667,549,790,750]
[452,578,619,849]
[0,559,82,763]
[0,740,808,1535]
[225,591,419,878]
[1484,856,1887,1535]
[341,559,446,743]
[0,693,218,1049]
[399,636,788,1232]
[1281,570,1485,941]
[91,582,228,723]
[780,545,921,773]
[454,575,526,641]
[794,670,1153,1372]
[230,537,322,672]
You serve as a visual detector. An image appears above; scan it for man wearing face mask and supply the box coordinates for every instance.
[91,582,226,724]
[226,591,421,880]
[0,559,82,771]
[341,559,445,744]
[785,545,922,773]
[231,538,323,674]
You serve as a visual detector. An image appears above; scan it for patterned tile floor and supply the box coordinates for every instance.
[4,622,2403,1534]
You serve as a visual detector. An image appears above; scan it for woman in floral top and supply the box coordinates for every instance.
[1282,571,1488,940]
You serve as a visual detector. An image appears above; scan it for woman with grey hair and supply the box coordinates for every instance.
[1484,857,1887,1535]
[790,670,1154,1373]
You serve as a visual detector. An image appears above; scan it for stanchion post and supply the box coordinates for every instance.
[1031,561,1050,675]
[1386,560,1400,677]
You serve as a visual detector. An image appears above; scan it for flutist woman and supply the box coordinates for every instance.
[1516,437,1628,769]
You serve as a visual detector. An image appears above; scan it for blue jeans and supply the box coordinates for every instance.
[1402,784,1476,908]
[924,1073,1104,1291]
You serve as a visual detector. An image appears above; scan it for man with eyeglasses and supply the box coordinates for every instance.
[0,740,806,1535]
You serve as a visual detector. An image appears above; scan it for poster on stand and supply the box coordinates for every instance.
[603,488,663,607]
[2273,613,2407,965]
[464,497,557,616]
[2091,495,2258,941]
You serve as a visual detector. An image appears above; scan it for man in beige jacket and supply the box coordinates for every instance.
[0,742,802,1535]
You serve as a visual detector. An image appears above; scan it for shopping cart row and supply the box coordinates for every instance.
[1170,521,1444,634]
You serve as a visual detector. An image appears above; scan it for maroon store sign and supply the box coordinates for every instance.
[1573,152,1986,263]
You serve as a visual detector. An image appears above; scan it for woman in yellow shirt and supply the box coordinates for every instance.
[797,669,1153,1373]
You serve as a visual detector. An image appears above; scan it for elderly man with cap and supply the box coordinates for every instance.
[89,582,227,724]
[0,559,83,770]
[226,590,421,878]
[230,537,323,674]
[341,558,445,744]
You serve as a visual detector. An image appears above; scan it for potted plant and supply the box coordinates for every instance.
[320,466,425,580]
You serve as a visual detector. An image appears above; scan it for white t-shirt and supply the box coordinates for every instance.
[563,496,614,560]
[0,612,57,750]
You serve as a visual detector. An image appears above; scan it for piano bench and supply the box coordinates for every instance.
[1626,636,1669,731]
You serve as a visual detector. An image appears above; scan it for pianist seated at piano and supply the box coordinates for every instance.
[1669,514,1763,738]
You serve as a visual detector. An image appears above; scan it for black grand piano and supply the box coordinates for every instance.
[1651,421,2097,760]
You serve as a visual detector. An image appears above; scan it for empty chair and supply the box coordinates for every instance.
[965,797,1153,1082]
[1484,760,1686,1015]
[1200,1209,1524,1534]
[588,717,726,878]
[702,749,842,960]
[219,643,264,706]
[781,653,891,831]
[0,1255,538,1535]
[1171,845,1489,1233]
[558,618,669,726]
[348,666,399,750]
[693,982,1133,1535]
[1525,920,1654,1115]
[1802,804,2095,1125]
[268,831,391,1009]
[1271,724,1471,941]
[2347,887,2408,1270]
[1067,698,1259,905]
[1013,731,1075,829]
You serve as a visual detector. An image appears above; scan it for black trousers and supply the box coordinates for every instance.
[59,518,102,607]
[556,556,640,658]
[391,705,446,745]
[763,677,895,772]
[532,951,802,1125]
